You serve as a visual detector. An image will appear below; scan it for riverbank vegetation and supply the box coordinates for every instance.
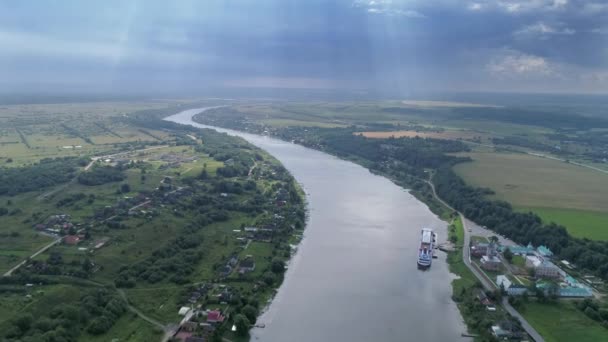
[193,104,608,281]
[193,102,608,341]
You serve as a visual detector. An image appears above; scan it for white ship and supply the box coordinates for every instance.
[417,228,437,268]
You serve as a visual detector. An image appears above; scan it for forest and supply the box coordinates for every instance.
[5,288,126,341]
[0,157,85,196]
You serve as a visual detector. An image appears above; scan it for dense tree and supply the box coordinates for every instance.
[0,157,82,195]
[78,165,125,186]
[234,314,250,336]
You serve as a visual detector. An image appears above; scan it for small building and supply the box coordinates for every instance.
[238,256,256,274]
[507,284,528,296]
[505,243,535,256]
[64,235,81,245]
[559,286,593,298]
[476,289,492,306]
[178,306,191,316]
[206,310,225,324]
[491,321,522,340]
[537,245,553,258]
[481,255,501,271]
[471,242,489,257]
[526,256,560,279]
[496,275,512,290]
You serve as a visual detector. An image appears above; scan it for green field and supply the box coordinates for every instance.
[517,207,608,241]
[521,301,608,342]
[454,151,608,240]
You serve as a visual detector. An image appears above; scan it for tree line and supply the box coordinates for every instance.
[434,167,608,279]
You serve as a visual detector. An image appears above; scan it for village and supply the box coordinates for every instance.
[466,230,604,340]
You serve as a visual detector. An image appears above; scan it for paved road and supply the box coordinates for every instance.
[425,179,545,342]
[3,237,62,276]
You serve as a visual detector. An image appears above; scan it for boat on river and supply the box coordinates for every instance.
[417,228,437,268]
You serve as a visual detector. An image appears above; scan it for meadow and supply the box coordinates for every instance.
[453,151,608,240]
[520,301,608,342]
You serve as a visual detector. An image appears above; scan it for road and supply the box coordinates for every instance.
[3,237,62,276]
[38,145,170,201]
[425,179,545,342]
[526,151,608,175]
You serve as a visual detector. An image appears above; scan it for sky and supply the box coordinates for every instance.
[1,0,607,95]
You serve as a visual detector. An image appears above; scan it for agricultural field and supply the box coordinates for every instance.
[0,101,179,166]
[453,151,608,240]
[520,301,608,342]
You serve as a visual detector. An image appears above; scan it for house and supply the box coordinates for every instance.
[178,307,191,316]
[238,256,256,274]
[206,310,225,324]
[526,256,560,279]
[481,255,501,271]
[496,275,512,290]
[218,265,232,277]
[558,286,593,298]
[537,245,553,258]
[491,320,523,340]
[64,235,80,245]
[181,321,197,333]
[476,290,492,306]
[507,284,528,296]
[471,242,489,257]
[505,243,535,256]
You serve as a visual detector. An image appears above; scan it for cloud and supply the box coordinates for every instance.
[582,2,608,15]
[464,0,568,13]
[0,29,204,67]
[223,77,346,89]
[487,51,555,77]
[353,0,426,18]
[514,22,575,38]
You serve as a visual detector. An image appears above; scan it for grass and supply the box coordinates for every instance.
[454,151,608,240]
[520,301,608,342]
[454,152,608,212]
[82,312,163,342]
[517,207,608,241]
[512,255,525,267]
[447,216,477,295]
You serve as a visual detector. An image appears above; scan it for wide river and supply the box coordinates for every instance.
[165,108,467,342]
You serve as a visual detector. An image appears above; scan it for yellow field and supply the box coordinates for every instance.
[357,129,488,141]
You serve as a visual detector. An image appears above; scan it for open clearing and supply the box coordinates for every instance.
[521,302,607,342]
[454,151,608,240]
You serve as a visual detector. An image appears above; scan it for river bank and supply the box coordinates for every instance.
[165,108,468,342]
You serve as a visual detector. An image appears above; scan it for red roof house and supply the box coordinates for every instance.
[64,235,80,245]
[206,310,225,324]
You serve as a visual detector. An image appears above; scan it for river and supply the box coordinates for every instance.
[164,108,467,342]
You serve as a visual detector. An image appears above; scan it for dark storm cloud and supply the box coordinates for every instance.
[0,0,606,94]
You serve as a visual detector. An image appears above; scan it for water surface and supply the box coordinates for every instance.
[165,108,466,342]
